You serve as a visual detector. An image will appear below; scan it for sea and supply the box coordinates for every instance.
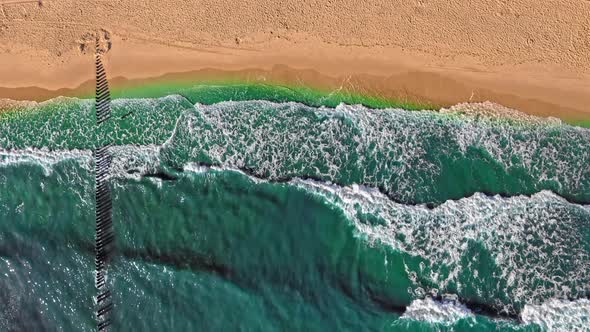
[0,84,589,331]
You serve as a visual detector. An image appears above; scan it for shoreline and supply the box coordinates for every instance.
[1,0,590,124]
[2,79,588,129]
[1,59,589,125]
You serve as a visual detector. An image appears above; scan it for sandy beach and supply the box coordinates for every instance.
[0,0,589,121]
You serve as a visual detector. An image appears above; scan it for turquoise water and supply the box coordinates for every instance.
[0,88,589,331]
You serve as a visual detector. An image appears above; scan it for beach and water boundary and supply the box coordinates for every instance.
[2,79,589,129]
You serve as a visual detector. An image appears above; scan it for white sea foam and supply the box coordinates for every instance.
[3,99,589,203]
[182,162,268,184]
[401,297,473,324]
[161,100,590,205]
[439,101,563,125]
[150,159,590,315]
[521,298,590,332]
[289,178,590,313]
[182,163,212,174]
[108,145,162,180]
[0,148,92,175]
[0,145,163,181]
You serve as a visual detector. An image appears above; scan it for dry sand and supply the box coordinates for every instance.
[0,0,589,121]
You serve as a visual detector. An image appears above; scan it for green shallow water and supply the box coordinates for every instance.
[109,81,434,111]
[0,83,589,331]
